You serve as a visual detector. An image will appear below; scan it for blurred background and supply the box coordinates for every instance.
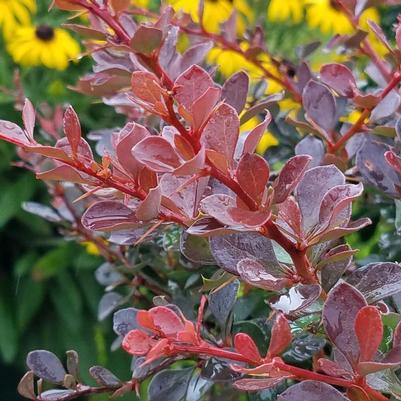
[1,1,401,400]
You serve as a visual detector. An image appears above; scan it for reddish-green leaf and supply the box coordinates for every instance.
[131,25,163,56]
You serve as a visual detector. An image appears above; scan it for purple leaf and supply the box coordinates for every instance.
[271,284,321,315]
[347,262,401,303]
[356,139,401,197]
[320,64,356,98]
[303,80,337,133]
[371,90,401,122]
[113,307,140,336]
[273,155,311,204]
[318,183,364,230]
[237,258,290,291]
[295,165,345,234]
[222,71,249,114]
[323,282,367,368]
[27,350,66,384]
[210,232,281,275]
[295,136,324,168]
[278,381,350,401]
[133,136,182,173]
[81,201,139,231]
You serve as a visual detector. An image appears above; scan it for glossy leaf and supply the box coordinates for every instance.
[273,155,311,204]
[81,201,138,231]
[222,71,249,114]
[347,262,401,303]
[208,280,239,328]
[234,332,262,362]
[323,282,367,368]
[63,106,81,155]
[236,153,269,202]
[268,313,292,357]
[303,80,337,133]
[148,368,193,401]
[278,381,350,401]
[355,306,383,362]
[320,64,356,97]
[26,350,66,384]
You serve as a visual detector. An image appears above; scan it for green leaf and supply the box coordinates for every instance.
[0,287,18,363]
[0,174,35,228]
[16,277,46,331]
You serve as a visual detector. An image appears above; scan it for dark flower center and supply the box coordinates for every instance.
[35,25,55,41]
[330,0,341,10]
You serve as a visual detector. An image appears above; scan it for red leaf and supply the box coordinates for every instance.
[273,155,311,204]
[0,120,32,146]
[200,103,239,165]
[131,71,169,117]
[115,122,150,178]
[277,196,302,240]
[355,306,383,362]
[63,106,82,155]
[133,136,182,173]
[191,87,221,130]
[174,65,214,115]
[234,333,262,362]
[267,313,292,357]
[37,165,93,184]
[136,186,161,221]
[240,112,272,157]
[147,306,186,336]
[320,64,356,98]
[317,358,351,378]
[22,99,35,141]
[236,153,269,203]
[200,194,270,228]
[122,330,152,355]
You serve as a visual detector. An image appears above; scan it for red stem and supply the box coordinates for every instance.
[331,69,401,152]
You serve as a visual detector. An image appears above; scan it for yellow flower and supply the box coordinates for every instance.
[305,0,353,34]
[241,116,279,154]
[0,0,36,39]
[7,25,80,70]
[133,0,150,6]
[267,0,305,24]
[168,0,252,34]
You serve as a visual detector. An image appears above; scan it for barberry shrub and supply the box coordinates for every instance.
[5,1,401,400]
